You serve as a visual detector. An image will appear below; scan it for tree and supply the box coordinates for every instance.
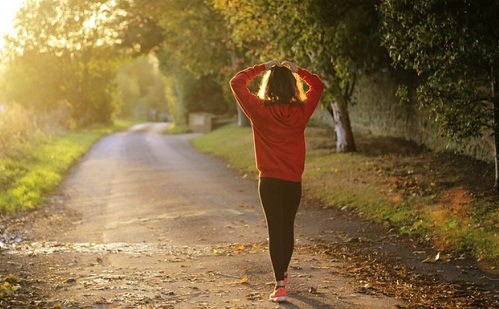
[118,0,234,127]
[1,49,63,113]
[156,51,192,127]
[116,56,168,120]
[380,0,499,192]
[211,0,386,152]
[117,1,165,55]
[1,0,126,127]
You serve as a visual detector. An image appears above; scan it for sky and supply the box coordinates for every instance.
[0,0,25,51]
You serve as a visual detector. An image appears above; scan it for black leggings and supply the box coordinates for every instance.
[258,177,301,282]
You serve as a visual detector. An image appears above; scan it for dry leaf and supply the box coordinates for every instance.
[239,276,248,284]
[422,252,444,263]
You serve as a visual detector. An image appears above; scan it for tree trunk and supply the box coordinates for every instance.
[328,101,356,153]
[229,48,250,127]
[494,100,499,194]
[491,65,499,193]
[237,106,250,127]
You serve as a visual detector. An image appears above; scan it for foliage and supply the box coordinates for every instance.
[1,0,127,128]
[118,0,233,126]
[379,0,499,141]
[185,75,228,115]
[380,0,499,191]
[117,1,165,55]
[156,52,193,127]
[0,104,44,160]
[210,0,277,59]
[156,48,229,123]
[115,56,168,119]
[155,0,231,79]
[0,274,21,300]
[211,0,386,105]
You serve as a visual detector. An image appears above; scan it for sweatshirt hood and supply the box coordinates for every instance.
[270,104,300,122]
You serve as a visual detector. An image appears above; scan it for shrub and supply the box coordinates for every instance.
[0,104,43,160]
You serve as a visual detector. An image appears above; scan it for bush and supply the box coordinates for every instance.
[0,104,44,160]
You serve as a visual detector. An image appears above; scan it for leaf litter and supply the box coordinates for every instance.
[298,239,498,308]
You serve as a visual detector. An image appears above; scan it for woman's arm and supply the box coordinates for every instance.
[298,67,325,101]
[229,61,278,118]
[282,61,325,117]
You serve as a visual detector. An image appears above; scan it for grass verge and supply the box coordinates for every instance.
[191,123,498,269]
[164,123,191,135]
[0,120,134,214]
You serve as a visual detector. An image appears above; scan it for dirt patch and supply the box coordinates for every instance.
[355,134,496,196]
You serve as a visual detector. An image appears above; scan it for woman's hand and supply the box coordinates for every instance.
[281,61,299,72]
[264,60,280,70]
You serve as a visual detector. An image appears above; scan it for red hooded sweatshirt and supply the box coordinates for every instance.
[230,64,325,182]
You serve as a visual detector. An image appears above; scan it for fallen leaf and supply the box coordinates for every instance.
[239,276,248,284]
[65,278,76,285]
[422,252,441,263]
[448,219,458,228]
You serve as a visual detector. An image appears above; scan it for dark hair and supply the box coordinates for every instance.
[258,66,306,106]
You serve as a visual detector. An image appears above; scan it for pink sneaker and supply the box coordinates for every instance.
[270,286,287,302]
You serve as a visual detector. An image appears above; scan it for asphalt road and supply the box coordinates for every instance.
[3,123,497,308]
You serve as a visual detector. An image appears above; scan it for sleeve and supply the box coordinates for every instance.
[229,64,266,119]
[296,68,325,118]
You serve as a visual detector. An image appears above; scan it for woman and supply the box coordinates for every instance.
[229,60,325,302]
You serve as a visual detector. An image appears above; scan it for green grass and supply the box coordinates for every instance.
[191,123,257,176]
[0,120,134,213]
[191,123,499,268]
[164,123,191,134]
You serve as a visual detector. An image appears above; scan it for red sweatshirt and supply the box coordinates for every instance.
[229,64,325,182]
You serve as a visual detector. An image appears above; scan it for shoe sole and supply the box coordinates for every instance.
[270,296,287,302]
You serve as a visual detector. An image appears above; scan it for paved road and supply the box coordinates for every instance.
[55,123,265,247]
[5,123,406,308]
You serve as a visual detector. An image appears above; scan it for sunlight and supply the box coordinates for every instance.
[0,0,25,51]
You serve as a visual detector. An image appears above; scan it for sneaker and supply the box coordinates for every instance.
[270,286,287,302]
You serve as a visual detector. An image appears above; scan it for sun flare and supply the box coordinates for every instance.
[0,0,26,51]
